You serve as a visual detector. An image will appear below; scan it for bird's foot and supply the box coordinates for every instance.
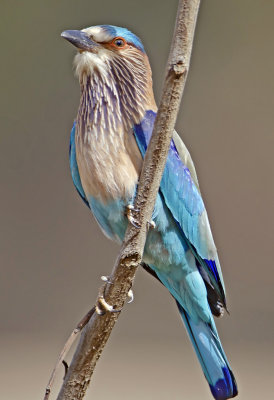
[95,276,134,315]
[127,204,156,230]
[126,204,141,229]
[95,296,121,315]
[95,276,121,315]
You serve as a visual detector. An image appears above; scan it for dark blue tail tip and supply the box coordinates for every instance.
[210,368,238,400]
[210,379,238,400]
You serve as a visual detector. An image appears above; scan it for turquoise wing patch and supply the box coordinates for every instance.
[69,122,90,208]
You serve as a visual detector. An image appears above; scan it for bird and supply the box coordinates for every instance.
[61,24,238,400]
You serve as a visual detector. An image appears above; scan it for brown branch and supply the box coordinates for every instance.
[44,308,95,400]
[55,1,200,399]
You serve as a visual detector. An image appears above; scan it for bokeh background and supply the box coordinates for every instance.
[1,0,273,399]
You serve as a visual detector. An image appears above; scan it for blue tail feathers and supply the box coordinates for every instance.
[176,302,238,400]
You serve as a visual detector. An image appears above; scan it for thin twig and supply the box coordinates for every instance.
[44,307,95,400]
[56,1,200,398]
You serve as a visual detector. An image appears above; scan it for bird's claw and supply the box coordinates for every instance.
[95,276,122,315]
[126,204,141,229]
[95,276,134,315]
[127,205,156,230]
[127,289,134,304]
[101,275,111,283]
[95,296,121,315]
[147,220,156,230]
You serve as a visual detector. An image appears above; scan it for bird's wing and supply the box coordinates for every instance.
[172,130,200,191]
[133,110,226,303]
[69,122,90,208]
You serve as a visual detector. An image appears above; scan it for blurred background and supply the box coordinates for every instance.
[1,0,273,399]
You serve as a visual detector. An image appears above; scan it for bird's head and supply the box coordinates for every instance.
[61,25,156,118]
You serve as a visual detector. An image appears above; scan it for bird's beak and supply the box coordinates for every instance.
[61,30,100,52]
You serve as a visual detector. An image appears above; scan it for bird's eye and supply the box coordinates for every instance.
[112,37,127,48]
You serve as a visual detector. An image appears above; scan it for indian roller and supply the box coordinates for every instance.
[61,25,238,400]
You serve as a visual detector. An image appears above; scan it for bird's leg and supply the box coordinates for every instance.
[95,276,134,315]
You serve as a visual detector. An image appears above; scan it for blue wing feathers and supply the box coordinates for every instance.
[205,259,220,282]
[134,111,225,301]
[69,122,90,208]
[134,111,236,397]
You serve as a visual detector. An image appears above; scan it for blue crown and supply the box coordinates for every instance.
[98,25,145,53]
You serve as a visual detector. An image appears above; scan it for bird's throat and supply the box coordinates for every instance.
[75,73,143,202]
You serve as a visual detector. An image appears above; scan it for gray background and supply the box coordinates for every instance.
[1,0,273,399]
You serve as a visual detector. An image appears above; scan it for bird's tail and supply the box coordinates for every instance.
[176,301,238,400]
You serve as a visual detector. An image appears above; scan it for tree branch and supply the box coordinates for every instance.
[56,1,200,398]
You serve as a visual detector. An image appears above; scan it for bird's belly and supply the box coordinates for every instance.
[76,129,142,203]
[77,147,138,202]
